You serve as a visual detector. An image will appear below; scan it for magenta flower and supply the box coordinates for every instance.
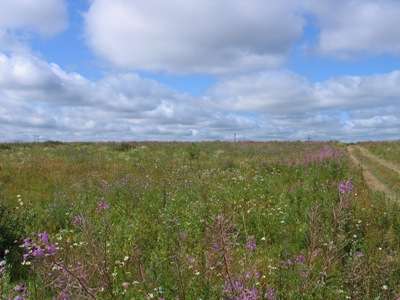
[14,283,27,293]
[339,180,353,195]
[22,238,32,249]
[46,244,57,256]
[294,254,306,264]
[32,247,45,257]
[96,199,110,212]
[38,232,49,244]
[245,236,257,251]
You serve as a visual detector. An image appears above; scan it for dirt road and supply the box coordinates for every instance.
[347,145,397,200]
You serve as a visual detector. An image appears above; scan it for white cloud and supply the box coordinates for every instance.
[0,0,67,36]
[208,71,314,114]
[0,51,257,141]
[0,50,399,142]
[85,0,304,74]
[307,0,400,57]
[209,70,400,113]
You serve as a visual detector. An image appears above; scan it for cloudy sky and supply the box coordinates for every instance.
[0,0,399,142]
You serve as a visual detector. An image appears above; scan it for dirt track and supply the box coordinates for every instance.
[347,146,397,200]
[356,146,400,176]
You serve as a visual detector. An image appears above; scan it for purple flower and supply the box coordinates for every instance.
[32,247,45,257]
[265,287,277,300]
[96,199,110,212]
[46,244,57,256]
[224,279,245,294]
[241,288,259,300]
[294,254,306,264]
[38,232,49,244]
[14,283,27,293]
[14,296,25,300]
[245,236,257,252]
[22,238,32,249]
[339,180,353,195]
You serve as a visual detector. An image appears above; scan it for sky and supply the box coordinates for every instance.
[0,0,399,142]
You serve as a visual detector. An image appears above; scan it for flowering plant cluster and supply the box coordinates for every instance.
[21,232,57,264]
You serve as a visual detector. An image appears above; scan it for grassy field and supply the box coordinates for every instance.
[1,142,400,299]
[362,141,400,164]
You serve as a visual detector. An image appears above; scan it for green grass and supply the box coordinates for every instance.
[362,141,400,165]
[352,147,400,197]
[0,142,399,299]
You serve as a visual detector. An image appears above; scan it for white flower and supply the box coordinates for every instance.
[382,285,388,290]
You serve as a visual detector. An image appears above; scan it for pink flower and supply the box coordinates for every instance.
[245,236,257,251]
[38,232,49,244]
[46,244,57,256]
[96,199,110,212]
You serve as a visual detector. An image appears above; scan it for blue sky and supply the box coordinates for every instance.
[0,0,399,141]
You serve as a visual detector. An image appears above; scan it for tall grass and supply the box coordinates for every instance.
[0,142,399,299]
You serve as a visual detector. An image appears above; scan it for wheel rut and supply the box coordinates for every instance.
[347,146,397,200]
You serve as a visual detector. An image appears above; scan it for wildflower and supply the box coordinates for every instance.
[224,279,244,295]
[22,238,32,249]
[294,254,306,264]
[382,285,389,290]
[96,199,110,212]
[38,232,49,244]
[242,288,258,300]
[14,283,27,293]
[265,287,277,300]
[46,244,57,256]
[32,247,45,257]
[245,236,257,251]
[339,180,353,195]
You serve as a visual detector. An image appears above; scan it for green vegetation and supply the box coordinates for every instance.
[0,142,399,299]
[362,141,400,164]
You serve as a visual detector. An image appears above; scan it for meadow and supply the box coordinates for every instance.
[0,141,400,299]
